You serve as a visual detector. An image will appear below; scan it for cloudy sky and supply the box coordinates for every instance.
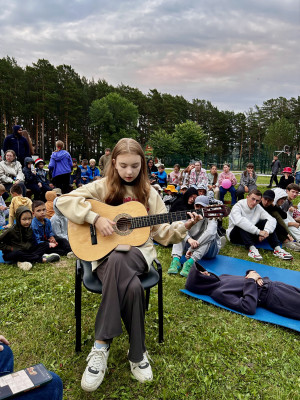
[0,0,299,112]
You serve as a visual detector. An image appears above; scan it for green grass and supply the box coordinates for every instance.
[1,190,300,399]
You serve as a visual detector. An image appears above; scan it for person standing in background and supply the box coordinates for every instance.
[48,141,73,194]
[268,155,281,188]
[3,125,30,166]
[98,148,111,176]
[294,153,300,185]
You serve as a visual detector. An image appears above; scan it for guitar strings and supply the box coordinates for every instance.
[115,206,227,228]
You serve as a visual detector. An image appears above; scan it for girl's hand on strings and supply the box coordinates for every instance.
[96,217,116,236]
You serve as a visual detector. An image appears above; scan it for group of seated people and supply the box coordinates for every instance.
[0,149,103,205]
[148,159,297,208]
[0,184,74,270]
[167,183,300,278]
[1,139,300,399]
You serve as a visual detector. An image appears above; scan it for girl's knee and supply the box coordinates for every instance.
[127,277,143,299]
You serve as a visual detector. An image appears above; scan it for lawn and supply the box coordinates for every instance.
[1,186,300,400]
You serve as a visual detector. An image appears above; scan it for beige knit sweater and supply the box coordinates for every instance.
[56,178,187,270]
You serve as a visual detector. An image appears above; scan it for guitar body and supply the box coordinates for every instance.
[68,199,150,261]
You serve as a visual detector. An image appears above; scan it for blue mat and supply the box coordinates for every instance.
[180,255,300,332]
[0,250,11,264]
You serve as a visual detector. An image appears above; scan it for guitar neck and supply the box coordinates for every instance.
[130,209,203,229]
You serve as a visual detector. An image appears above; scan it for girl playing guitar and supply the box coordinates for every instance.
[56,138,201,392]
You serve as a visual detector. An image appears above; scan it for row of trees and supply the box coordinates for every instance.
[0,56,299,169]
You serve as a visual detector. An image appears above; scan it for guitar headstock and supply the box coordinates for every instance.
[202,205,231,219]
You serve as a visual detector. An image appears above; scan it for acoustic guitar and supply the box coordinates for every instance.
[68,199,230,261]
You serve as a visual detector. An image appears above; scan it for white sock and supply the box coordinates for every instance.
[249,245,257,252]
[94,341,110,350]
[274,246,281,251]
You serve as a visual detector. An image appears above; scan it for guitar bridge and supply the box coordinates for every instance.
[90,224,97,245]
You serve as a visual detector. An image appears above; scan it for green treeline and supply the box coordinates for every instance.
[0,56,299,170]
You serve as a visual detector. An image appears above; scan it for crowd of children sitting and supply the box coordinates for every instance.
[1,145,300,276]
[0,141,105,270]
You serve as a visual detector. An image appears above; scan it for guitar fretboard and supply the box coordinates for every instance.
[130,209,204,229]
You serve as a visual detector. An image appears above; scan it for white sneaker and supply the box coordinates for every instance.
[273,249,293,260]
[43,253,60,262]
[129,351,153,383]
[283,241,300,252]
[248,248,263,261]
[81,345,110,392]
[17,261,33,271]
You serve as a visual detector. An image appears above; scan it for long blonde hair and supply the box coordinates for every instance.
[22,130,34,155]
[105,138,150,206]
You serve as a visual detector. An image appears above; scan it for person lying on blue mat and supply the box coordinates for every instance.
[186,262,300,320]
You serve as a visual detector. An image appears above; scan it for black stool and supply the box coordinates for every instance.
[75,258,163,352]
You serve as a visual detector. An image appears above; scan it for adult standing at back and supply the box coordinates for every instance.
[294,153,300,185]
[98,148,111,176]
[48,140,73,194]
[267,155,281,188]
[3,125,30,166]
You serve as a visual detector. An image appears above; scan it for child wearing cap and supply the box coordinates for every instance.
[89,159,101,181]
[168,195,223,277]
[278,167,294,190]
[35,158,53,192]
[180,185,188,194]
[163,185,178,212]
[23,157,47,201]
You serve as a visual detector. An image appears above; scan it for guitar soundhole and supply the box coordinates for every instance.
[114,214,133,236]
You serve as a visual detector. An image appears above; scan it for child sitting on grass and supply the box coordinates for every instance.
[0,206,60,271]
[45,191,57,219]
[163,184,178,212]
[79,159,92,185]
[152,164,168,187]
[31,200,72,257]
[70,158,81,188]
[89,159,101,180]
[168,195,224,277]
[35,158,53,192]
[51,198,69,241]
[23,157,47,201]
[8,184,32,227]
[0,184,9,229]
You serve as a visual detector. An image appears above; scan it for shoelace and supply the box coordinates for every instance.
[132,351,153,368]
[87,348,107,371]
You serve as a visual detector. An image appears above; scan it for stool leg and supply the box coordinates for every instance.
[154,259,164,343]
[145,288,150,311]
[75,260,82,352]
